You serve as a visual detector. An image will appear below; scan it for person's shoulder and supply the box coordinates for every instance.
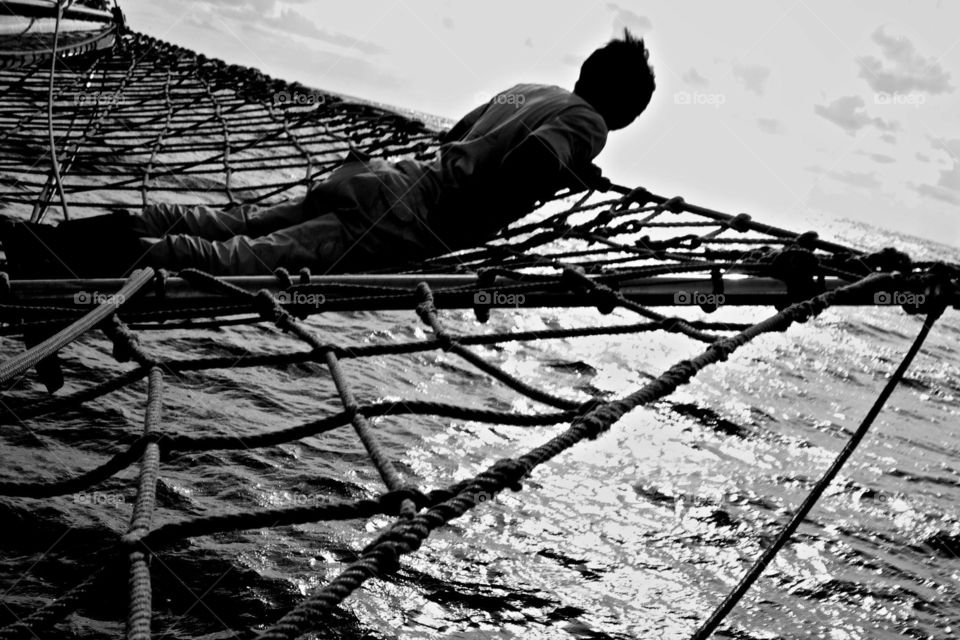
[510,83,575,101]
[539,85,605,120]
[560,91,608,137]
[503,84,607,136]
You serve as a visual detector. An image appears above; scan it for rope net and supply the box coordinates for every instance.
[1,12,959,640]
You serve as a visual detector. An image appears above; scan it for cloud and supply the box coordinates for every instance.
[913,183,960,204]
[732,63,770,95]
[911,138,960,204]
[932,138,960,165]
[185,11,217,31]
[200,0,304,11]
[880,133,897,144]
[268,8,386,55]
[198,2,386,55]
[814,95,898,135]
[442,15,454,30]
[828,170,881,189]
[237,22,400,89]
[916,152,930,163]
[682,68,708,87]
[857,151,896,164]
[606,3,652,35]
[756,117,785,135]
[858,27,954,95]
[931,140,960,191]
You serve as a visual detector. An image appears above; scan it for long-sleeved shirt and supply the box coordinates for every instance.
[321,84,609,262]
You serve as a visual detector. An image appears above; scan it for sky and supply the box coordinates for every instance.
[120,0,960,248]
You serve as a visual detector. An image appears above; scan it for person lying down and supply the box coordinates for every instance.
[1,30,655,278]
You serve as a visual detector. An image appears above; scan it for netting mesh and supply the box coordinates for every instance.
[1,16,958,640]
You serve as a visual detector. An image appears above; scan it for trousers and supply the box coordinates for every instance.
[136,157,442,275]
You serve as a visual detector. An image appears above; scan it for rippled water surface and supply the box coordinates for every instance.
[2,222,959,639]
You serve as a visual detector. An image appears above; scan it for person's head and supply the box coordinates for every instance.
[574,29,655,130]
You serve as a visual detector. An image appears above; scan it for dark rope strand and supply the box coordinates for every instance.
[690,303,945,640]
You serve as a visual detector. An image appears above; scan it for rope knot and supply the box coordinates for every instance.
[342,404,359,421]
[707,342,730,362]
[660,316,685,333]
[414,282,436,324]
[273,267,293,289]
[617,186,654,209]
[578,412,608,440]
[728,213,752,232]
[590,284,619,315]
[660,196,685,214]
[434,331,455,351]
[253,289,283,322]
[490,458,528,491]
[379,486,430,514]
[121,529,148,550]
[559,265,589,290]
[795,231,819,250]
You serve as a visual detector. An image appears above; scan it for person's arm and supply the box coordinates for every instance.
[438,101,490,144]
[498,136,565,208]
[498,105,608,204]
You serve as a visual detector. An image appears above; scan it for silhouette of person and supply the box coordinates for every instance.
[2,29,655,277]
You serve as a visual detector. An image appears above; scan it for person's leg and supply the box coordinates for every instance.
[132,196,316,241]
[139,211,352,276]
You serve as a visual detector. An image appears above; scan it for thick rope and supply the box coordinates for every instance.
[45,0,70,221]
[124,367,163,640]
[0,268,153,383]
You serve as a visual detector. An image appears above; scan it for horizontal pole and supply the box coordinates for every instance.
[0,275,941,318]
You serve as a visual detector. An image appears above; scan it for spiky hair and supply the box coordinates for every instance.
[575,28,656,128]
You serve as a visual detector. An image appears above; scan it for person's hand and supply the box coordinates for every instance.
[563,162,611,191]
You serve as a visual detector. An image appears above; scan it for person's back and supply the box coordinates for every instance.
[439,84,607,191]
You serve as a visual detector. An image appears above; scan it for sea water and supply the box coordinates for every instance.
[1,221,958,640]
